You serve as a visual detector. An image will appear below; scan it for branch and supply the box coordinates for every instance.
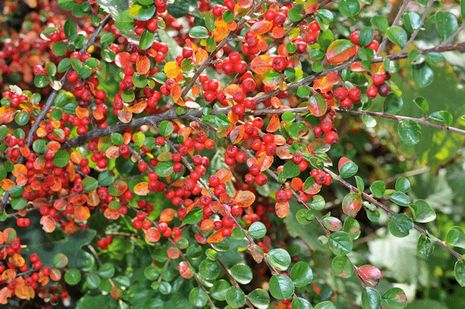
[377,0,412,55]
[400,0,434,54]
[62,42,465,150]
[0,15,111,212]
[342,109,465,136]
[26,14,111,147]
[180,1,263,99]
[323,168,464,261]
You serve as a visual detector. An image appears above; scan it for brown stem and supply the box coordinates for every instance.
[0,15,111,212]
[342,109,465,136]
[323,168,464,261]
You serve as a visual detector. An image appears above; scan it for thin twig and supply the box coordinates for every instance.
[181,1,263,98]
[400,0,434,54]
[324,168,464,261]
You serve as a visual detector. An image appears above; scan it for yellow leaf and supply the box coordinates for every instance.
[164,61,182,78]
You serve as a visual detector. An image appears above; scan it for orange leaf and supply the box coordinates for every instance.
[105,146,120,159]
[207,229,224,243]
[160,208,176,222]
[134,182,149,196]
[145,227,160,242]
[74,206,90,222]
[276,146,292,159]
[10,253,25,267]
[250,20,274,35]
[195,49,208,65]
[127,100,147,114]
[229,125,245,144]
[215,168,233,183]
[171,82,182,103]
[234,190,255,208]
[213,19,229,42]
[250,55,273,75]
[313,72,340,94]
[275,201,290,218]
[136,55,151,74]
[0,107,16,124]
[257,153,274,172]
[266,114,280,132]
[0,287,12,305]
[40,215,56,233]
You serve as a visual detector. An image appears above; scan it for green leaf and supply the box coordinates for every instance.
[359,28,374,47]
[230,263,253,285]
[428,111,454,125]
[371,16,389,33]
[154,161,174,177]
[389,191,411,206]
[159,120,174,137]
[417,235,434,258]
[11,198,27,210]
[183,208,203,225]
[288,5,304,22]
[331,255,354,278]
[395,177,410,192]
[269,274,295,300]
[168,0,190,17]
[292,297,313,309]
[386,26,408,47]
[290,261,313,287]
[409,200,436,223]
[435,12,458,41]
[388,214,413,238]
[64,269,81,285]
[115,10,134,32]
[370,180,385,198]
[53,150,70,168]
[446,226,465,248]
[189,288,208,307]
[15,112,30,126]
[314,301,337,309]
[384,94,403,114]
[248,289,270,309]
[98,263,115,278]
[382,287,407,309]
[83,176,98,192]
[129,3,156,21]
[199,260,221,281]
[248,221,267,239]
[397,120,422,145]
[402,12,421,32]
[454,260,465,287]
[85,273,101,289]
[412,63,434,88]
[362,287,381,309]
[266,248,291,271]
[413,96,429,114]
[97,0,130,19]
[210,280,230,301]
[139,29,154,50]
[52,41,68,56]
[64,19,77,39]
[34,74,49,88]
[282,161,301,179]
[310,195,326,211]
[338,157,358,178]
[339,0,361,17]
[297,85,311,98]
[189,26,209,39]
[328,231,353,255]
[225,286,245,308]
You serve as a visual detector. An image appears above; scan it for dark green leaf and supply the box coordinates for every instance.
[269,274,295,300]
[388,214,413,237]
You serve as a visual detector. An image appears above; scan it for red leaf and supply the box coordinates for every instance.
[326,39,357,65]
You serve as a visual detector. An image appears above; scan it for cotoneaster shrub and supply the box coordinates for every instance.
[0,0,465,308]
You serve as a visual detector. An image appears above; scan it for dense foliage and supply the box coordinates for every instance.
[1,0,465,308]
